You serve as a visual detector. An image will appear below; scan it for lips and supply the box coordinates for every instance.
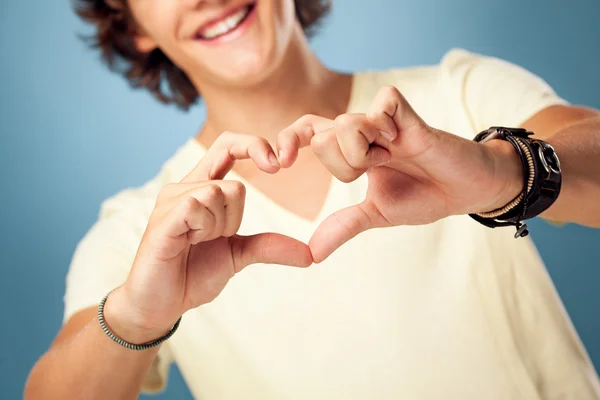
[194,3,255,41]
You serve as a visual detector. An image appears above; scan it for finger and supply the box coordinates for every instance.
[276,114,334,168]
[217,181,246,237]
[335,113,391,169]
[155,197,216,258]
[308,203,374,263]
[182,132,280,183]
[311,128,363,183]
[366,86,423,142]
[164,181,244,242]
[182,184,226,241]
[231,233,313,271]
[185,201,217,245]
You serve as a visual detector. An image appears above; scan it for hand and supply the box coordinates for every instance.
[276,86,523,262]
[105,133,312,343]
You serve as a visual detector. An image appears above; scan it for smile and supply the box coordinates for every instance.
[194,3,256,41]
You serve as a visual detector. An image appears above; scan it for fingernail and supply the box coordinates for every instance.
[278,149,285,160]
[379,130,394,142]
[269,153,280,167]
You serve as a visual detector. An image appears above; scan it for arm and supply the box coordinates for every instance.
[275,86,600,262]
[25,133,311,399]
[25,293,165,400]
[519,104,600,227]
[439,48,600,227]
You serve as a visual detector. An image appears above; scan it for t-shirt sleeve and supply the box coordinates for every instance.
[439,48,569,132]
[63,191,174,393]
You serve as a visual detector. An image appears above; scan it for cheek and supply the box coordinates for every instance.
[129,0,180,50]
[254,0,296,63]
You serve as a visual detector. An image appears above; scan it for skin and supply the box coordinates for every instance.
[25,0,600,398]
[273,89,600,261]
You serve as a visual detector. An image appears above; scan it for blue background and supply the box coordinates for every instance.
[1,0,599,398]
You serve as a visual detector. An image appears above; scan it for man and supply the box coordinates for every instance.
[26,0,600,399]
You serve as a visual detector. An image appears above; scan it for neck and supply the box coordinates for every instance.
[195,28,353,148]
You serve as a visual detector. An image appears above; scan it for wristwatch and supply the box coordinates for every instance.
[469,126,562,237]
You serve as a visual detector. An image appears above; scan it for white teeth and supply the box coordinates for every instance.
[200,6,250,40]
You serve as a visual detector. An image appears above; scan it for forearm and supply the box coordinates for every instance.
[25,292,166,400]
[542,116,600,227]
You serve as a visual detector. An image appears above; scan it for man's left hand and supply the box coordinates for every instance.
[276,86,524,262]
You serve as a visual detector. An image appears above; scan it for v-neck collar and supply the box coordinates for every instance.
[174,72,366,232]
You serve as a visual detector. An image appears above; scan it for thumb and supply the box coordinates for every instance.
[308,203,373,263]
[232,233,313,270]
[365,145,391,168]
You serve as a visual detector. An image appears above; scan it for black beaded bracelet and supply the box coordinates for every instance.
[98,290,182,351]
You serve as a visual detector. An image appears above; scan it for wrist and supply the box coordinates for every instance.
[479,139,524,213]
[102,287,175,345]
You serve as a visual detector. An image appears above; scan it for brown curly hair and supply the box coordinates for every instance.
[75,1,331,110]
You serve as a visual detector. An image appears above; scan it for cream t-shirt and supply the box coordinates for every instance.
[64,48,600,399]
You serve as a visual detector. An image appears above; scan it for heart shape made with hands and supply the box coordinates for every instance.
[272,86,512,263]
[186,86,516,266]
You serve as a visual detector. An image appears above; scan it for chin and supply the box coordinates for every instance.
[225,50,284,86]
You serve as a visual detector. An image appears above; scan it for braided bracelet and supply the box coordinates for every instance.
[468,126,562,239]
[98,290,182,351]
[476,136,535,219]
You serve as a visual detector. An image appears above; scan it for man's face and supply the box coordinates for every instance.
[127,0,299,90]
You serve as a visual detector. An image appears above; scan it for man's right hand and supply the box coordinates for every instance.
[104,133,313,344]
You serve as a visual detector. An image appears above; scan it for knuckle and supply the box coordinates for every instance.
[277,128,293,146]
[203,184,224,202]
[229,180,246,197]
[277,127,289,138]
[218,131,248,147]
[366,108,386,122]
[214,132,231,147]
[297,114,316,125]
[181,196,199,213]
[218,131,235,142]
[253,136,270,148]
[356,117,373,133]
[380,85,401,99]
[334,113,354,127]
[310,132,329,150]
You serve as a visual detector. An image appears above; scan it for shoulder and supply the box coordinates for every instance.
[353,47,551,92]
[436,48,559,94]
[353,48,472,81]
[437,47,494,71]
[348,49,480,122]
[351,48,565,131]
[349,48,478,111]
